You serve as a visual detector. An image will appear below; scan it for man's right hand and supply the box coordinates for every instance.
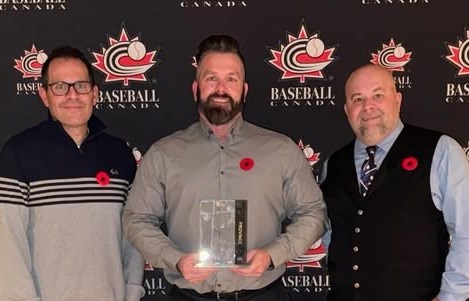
[176,253,218,283]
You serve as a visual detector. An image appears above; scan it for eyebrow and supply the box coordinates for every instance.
[201,70,242,78]
[349,87,386,99]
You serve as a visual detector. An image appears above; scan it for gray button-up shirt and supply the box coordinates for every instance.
[123,116,326,293]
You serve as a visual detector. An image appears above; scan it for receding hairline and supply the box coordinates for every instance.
[345,64,395,93]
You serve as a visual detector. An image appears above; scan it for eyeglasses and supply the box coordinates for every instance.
[47,81,93,96]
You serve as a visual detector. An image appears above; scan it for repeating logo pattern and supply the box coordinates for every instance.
[91,27,158,86]
[445,30,469,76]
[268,24,337,83]
[370,39,412,72]
[14,45,47,80]
[285,140,326,271]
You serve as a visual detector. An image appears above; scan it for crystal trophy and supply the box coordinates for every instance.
[196,199,248,267]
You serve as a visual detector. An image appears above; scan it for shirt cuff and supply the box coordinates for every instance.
[264,243,287,268]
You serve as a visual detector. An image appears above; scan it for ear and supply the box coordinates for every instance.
[343,102,349,119]
[191,80,198,102]
[396,91,402,111]
[243,82,249,102]
[92,85,99,106]
[39,86,50,108]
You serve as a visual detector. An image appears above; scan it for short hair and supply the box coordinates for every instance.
[41,46,96,86]
[195,34,246,71]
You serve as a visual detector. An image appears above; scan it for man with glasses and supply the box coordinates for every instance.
[0,46,145,301]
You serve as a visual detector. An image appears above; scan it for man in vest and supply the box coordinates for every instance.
[321,63,469,301]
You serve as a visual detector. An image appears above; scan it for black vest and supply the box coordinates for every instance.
[321,125,449,301]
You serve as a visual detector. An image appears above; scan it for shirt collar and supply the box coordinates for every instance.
[198,115,244,140]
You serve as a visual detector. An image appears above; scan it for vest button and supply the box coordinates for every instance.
[357,209,363,215]
[352,265,359,270]
[354,227,360,233]
[354,282,360,288]
[352,246,359,252]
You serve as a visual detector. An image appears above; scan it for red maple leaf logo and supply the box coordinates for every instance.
[13,45,47,80]
[92,27,158,86]
[268,24,336,83]
[298,139,320,167]
[370,39,412,72]
[286,239,326,272]
[144,262,155,271]
[445,30,469,76]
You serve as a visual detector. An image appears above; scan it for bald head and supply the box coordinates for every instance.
[343,64,402,146]
[345,64,396,98]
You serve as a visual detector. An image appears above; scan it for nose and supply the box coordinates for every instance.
[215,80,227,94]
[66,85,79,97]
[362,97,374,110]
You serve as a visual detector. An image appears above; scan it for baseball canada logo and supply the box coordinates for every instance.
[445,30,469,76]
[14,45,47,80]
[91,27,158,86]
[286,239,327,271]
[370,38,412,72]
[143,262,168,296]
[286,142,325,271]
[268,24,337,83]
[443,29,469,104]
[298,140,320,168]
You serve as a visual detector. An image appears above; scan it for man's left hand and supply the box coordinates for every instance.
[230,249,271,277]
[431,298,440,301]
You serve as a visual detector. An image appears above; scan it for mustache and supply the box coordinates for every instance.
[359,110,383,120]
[207,93,234,102]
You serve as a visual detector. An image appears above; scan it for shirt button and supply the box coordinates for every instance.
[354,283,360,288]
[353,246,359,252]
[357,209,363,215]
[217,283,222,287]
[220,146,224,150]
[352,265,359,271]
[220,171,225,175]
[355,227,360,233]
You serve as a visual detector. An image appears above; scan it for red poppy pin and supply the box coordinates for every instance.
[401,156,418,171]
[96,171,110,186]
[239,157,255,171]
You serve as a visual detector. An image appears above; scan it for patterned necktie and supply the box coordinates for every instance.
[359,145,378,196]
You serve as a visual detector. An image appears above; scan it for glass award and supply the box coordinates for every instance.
[196,199,248,267]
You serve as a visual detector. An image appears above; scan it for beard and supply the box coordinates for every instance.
[357,111,389,143]
[197,88,245,125]
[359,122,388,140]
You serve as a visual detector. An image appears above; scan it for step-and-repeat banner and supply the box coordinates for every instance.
[1,1,468,300]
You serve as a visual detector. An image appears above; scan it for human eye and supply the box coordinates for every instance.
[227,76,238,82]
[75,82,86,89]
[53,82,68,92]
[205,75,218,82]
[75,81,90,91]
[352,97,363,103]
[373,93,383,100]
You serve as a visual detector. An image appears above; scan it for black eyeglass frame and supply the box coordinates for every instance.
[46,81,94,96]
